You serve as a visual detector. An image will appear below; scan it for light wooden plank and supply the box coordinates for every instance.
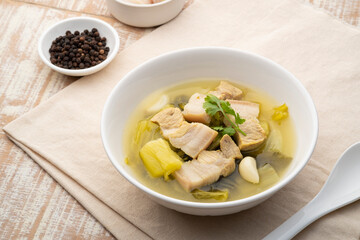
[12,0,112,17]
[0,0,358,239]
[0,0,149,239]
[305,0,359,26]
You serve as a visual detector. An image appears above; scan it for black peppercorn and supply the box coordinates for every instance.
[48,29,110,70]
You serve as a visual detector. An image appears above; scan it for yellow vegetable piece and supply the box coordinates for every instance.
[191,189,229,201]
[264,129,283,153]
[124,157,129,165]
[272,103,289,122]
[139,144,164,178]
[134,120,160,147]
[258,164,280,188]
[139,138,183,180]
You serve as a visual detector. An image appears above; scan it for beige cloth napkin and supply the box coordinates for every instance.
[4,0,360,239]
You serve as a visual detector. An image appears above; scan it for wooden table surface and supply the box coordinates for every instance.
[0,0,359,239]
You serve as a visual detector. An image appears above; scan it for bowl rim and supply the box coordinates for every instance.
[101,47,319,209]
[114,0,174,8]
[38,16,120,76]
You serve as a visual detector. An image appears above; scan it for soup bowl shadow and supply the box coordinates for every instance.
[101,47,318,216]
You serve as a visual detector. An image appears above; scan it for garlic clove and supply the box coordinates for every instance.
[239,156,259,184]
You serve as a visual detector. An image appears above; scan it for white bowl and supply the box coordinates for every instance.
[38,17,120,77]
[101,47,318,216]
[106,0,186,28]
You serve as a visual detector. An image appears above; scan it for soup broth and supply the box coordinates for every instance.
[124,79,296,202]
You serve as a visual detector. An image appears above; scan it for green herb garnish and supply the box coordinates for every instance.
[211,126,236,136]
[203,94,246,136]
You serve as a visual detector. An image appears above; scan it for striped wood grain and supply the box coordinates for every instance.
[0,0,358,239]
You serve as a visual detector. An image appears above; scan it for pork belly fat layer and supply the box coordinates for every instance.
[220,134,243,159]
[209,81,243,100]
[169,123,218,158]
[183,93,211,124]
[151,107,184,139]
[174,151,235,192]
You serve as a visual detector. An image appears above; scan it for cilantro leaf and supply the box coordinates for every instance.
[211,126,225,131]
[203,101,220,116]
[203,94,246,136]
[204,94,220,105]
[220,101,235,115]
[235,112,245,125]
[211,126,236,137]
[222,127,236,136]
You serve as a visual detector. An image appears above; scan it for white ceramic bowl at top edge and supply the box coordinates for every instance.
[38,17,120,77]
[101,47,318,216]
[106,0,186,28]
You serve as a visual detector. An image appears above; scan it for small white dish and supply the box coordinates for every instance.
[101,47,319,216]
[38,17,120,77]
[106,0,186,28]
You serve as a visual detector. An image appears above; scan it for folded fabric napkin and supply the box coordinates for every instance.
[4,0,360,239]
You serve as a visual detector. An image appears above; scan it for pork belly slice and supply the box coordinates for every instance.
[197,151,235,177]
[173,151,235,192]
[168,122,218,158]
[173,161,219,192]
[220,134,243,159]
[227,100,260,119]
[209,81,243,100]
[151,107,184,139]
[151,107,217,157]
[224,100,266,151]
[233,118,266,151]
[182,93,211,124]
